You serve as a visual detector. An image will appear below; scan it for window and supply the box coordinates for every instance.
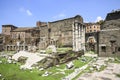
[90,26,91,28]
[94,26,96,28]
[48,28,51,32]
[90,30,92,32]
[118,47,120,52]
[94,30,96,32]
[101,46,106,52]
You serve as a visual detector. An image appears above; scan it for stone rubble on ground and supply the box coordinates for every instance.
[77,57,120,80]
[66,61,74,69]
[12,51,47,69]
[81,57,87,62]
[39,68,44,71]
[46,45,57,53]
[7,59,12,64]
[62,62,90,80]
[42,71,52,77]
[40,50,46,54]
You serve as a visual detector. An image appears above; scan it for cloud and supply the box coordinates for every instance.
[26,10,32,16]
[52,13,66,19]
[95,16,103,22]
[19,7,32,16]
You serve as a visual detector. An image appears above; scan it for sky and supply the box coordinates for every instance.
[0,0,120,33]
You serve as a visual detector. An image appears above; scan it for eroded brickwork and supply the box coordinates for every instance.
[99,10,120,57]
[2,15,84,51]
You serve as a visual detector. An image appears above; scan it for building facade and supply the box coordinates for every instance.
[99,10,120,57]
[85,23,100,33]
[2,24,40,51]
[48,15,83,47]
[85,23,100,52]
[2,15,85,51]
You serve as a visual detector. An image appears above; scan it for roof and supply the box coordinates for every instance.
[84,23,99,26]
[2,24,17,28]
[49,15,83,23]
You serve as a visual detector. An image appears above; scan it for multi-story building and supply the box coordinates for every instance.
[85,23,100,52]
[85,23,100,33]
[42,15,85,51]
[2,25,40,51]
[2,15,86,51]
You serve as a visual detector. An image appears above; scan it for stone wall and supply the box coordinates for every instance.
[99,29,120,57]
[99,9,120,57]
[2,15,84,51]
[2,25,17,35]
[106,10,120,21]
[0,34,3,51]
[11,32,25,41]
[101,19,120,29]
[49,15,83,47]
[39,25,49,49]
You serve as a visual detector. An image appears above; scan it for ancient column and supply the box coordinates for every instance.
[72,23,75,51]
[78,24,81,51]
[76,23,78,51]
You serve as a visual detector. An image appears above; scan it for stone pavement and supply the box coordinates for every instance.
[62,56,120,80]
[62,60,93,80]
[77,58,120,80]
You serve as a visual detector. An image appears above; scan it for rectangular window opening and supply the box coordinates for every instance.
[118,47,120,52]
[101,46,106,52]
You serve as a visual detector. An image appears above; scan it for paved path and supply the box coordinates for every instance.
[77,58,120,80]
[62,57,120,80]
[62,60,93,80]
[62,53,97,80]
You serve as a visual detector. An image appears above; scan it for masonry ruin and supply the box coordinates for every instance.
[1,15,85,52]
[1,9,120,57]
[98,10,120,57]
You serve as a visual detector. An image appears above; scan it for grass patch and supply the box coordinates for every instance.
[116,74,120,77]
[57,48,72,53]
[72,57,93,80]
[85,51,95,54]
[45,47,72,54]
[114,57,120,63]
[1,51,16,54]
[0,56,92,80]
[0,59,64,80]
[46,49,53,54]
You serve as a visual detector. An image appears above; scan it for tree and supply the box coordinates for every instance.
[96,20,104,25]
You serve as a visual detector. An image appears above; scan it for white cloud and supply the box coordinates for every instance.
[19,7,32,16]
[26,10,32,16]
[53,13,66,19]
[95,16,103,22]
